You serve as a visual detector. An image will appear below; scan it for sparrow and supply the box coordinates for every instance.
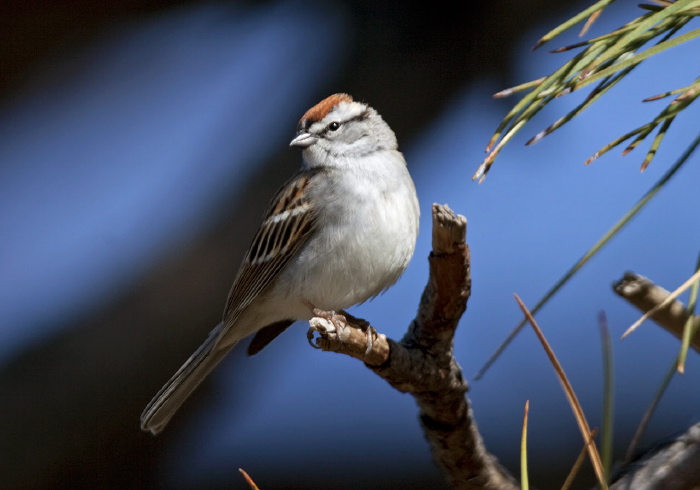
[141,93,419,434]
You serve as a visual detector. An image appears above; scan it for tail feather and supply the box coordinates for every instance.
[141,322,236,434]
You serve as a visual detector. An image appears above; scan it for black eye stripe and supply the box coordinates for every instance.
[321,109,369,136]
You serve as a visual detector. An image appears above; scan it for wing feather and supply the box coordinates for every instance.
[219,168,322,337]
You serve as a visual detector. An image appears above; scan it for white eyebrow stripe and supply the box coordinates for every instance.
[312,102,366,129]
[332,101,366,121]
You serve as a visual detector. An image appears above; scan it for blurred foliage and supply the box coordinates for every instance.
[475,0,700,388]
[475,0,700,182]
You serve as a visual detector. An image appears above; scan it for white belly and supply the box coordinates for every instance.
[270,152,419,313]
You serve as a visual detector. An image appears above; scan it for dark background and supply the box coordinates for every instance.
[2,1,699,489]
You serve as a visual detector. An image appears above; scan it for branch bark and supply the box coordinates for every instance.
[610,420,700,489]
[308,203,518,490]
[613,271,700,352]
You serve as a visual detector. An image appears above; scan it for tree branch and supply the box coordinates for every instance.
[308,203,518,490]
[610,420,700,489]
[613,271,700,352]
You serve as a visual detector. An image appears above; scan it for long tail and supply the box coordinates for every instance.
[140,322,236,434]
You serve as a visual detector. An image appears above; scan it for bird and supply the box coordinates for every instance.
[140,93,419,434]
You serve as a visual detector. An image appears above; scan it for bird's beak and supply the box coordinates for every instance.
[290,132,317,148]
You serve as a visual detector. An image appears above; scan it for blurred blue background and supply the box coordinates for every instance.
[1,1,699,488]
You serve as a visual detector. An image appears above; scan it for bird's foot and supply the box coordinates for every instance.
[307,308,375,355]
[307,309,346,349]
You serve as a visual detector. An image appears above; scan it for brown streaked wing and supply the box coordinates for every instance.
[218,167,322,338]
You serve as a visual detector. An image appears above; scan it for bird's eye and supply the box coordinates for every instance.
[328,122,340,131]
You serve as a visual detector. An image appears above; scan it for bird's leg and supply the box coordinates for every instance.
[304,301,342,348]
[303,301,347,348]
[302,300,345,326]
